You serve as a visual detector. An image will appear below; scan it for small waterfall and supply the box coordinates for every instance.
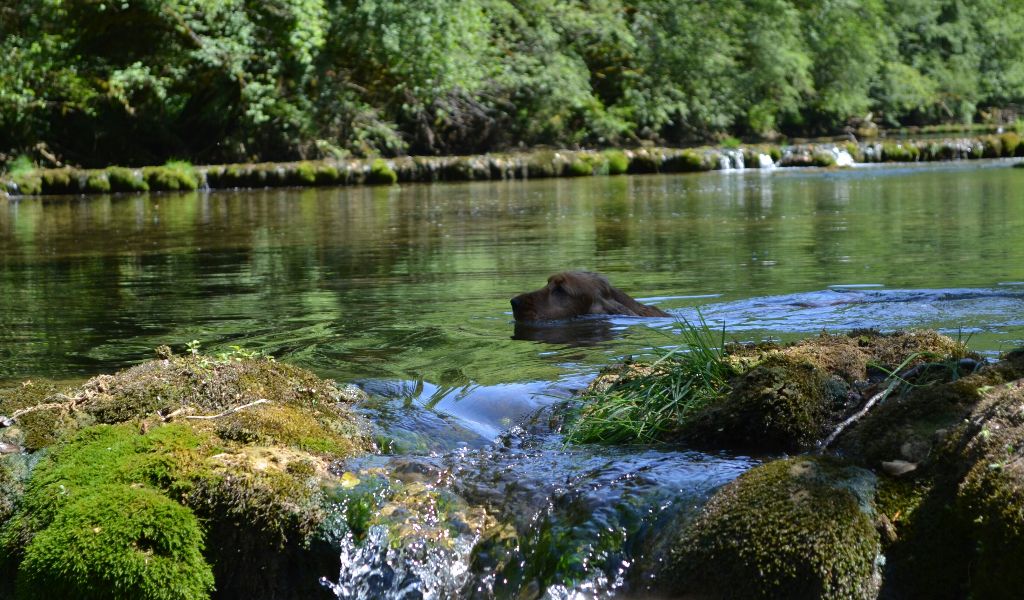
[717,149,745,171]
[832,147,855,167]
[757,153,776,169]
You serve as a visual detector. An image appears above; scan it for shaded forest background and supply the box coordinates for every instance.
[2,0,1023,167]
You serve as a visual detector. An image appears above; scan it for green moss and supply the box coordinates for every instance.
[144,161,198,192]
[366,158,397,185]
[567,158,592,177]
[811,150,837,167]
[882,143,919,162]
[314,163,341,185]
[106,167,148,192]
[213,402,365,457]
[83,172,111,194]
[17,485,213,600]
[684,353,832,452]
[526,150,561,178]
[603,149,629,175]
[663,456,880,600]
[1000,132,1021,157]
[290,162,317,186]
[629,151,662,173]
[10,171,42,196]
[39,169,79,194]
[663,149,708,172]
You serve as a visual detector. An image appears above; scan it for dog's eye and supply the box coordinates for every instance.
[552,286,566,296]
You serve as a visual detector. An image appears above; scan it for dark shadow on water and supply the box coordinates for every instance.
[512,317,618,346]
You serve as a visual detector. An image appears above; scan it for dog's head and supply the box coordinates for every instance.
[510,271,667,321]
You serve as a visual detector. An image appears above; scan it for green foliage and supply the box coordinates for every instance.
[566,315,733,444]
[6,155,34,174]
[3,1,1024,162]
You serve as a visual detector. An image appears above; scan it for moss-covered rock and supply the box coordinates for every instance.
[83,172,111,194]
[39,168,79,194]
[0,349,373,600]
[106,167,149,192]
[9,171,42,196]
[16,484,214,600]
[366,158,397,185]
[661,456,881,599]
[144,162,199,192]
[882,143,920,162]
[578,330,969,452]
[663,149,709,172]
[603,149,629,175]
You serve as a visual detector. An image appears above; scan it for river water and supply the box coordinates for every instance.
[2,160,1024,597]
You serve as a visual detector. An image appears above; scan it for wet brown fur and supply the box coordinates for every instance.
[510,271,669,321]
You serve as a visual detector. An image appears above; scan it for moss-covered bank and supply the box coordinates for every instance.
[0,347,375,600]
[4,134,1023,199]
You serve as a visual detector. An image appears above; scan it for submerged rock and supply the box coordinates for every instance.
[0,348,374,600]
[661,456,881,599]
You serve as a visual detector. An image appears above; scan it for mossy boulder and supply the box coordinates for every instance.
[106,167,149,192]
[39,168,80,194]
[83,172,111,194]
[16,484,214,600]
[143,162,199,192]
[882,143,920,162]
[579,330,968,452]
[661,456,881,599]
[603,149,629,175]
[681,330,967,452]
[663,149,710,172]
[0,349,374,600]
[366,158,397,185]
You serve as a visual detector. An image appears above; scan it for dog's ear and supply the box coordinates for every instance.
[596,297,638,316]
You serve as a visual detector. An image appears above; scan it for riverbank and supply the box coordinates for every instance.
[3,134,1023,199]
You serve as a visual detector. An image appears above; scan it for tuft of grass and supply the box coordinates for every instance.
[566,313,733,444]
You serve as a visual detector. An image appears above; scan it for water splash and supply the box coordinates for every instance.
[757,153,776,169]
[833,147,855,167]
[322,524,478,599]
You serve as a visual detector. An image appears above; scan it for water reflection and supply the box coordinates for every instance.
[2,161,1024,384]
[511,318,618,346]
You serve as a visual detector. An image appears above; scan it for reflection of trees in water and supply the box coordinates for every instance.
[2,168,1024,382]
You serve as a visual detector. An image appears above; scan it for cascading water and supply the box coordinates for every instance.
[832,147,856,167]
[716,149,745,171]
[757,153,776,169]
[321,397,759,600]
